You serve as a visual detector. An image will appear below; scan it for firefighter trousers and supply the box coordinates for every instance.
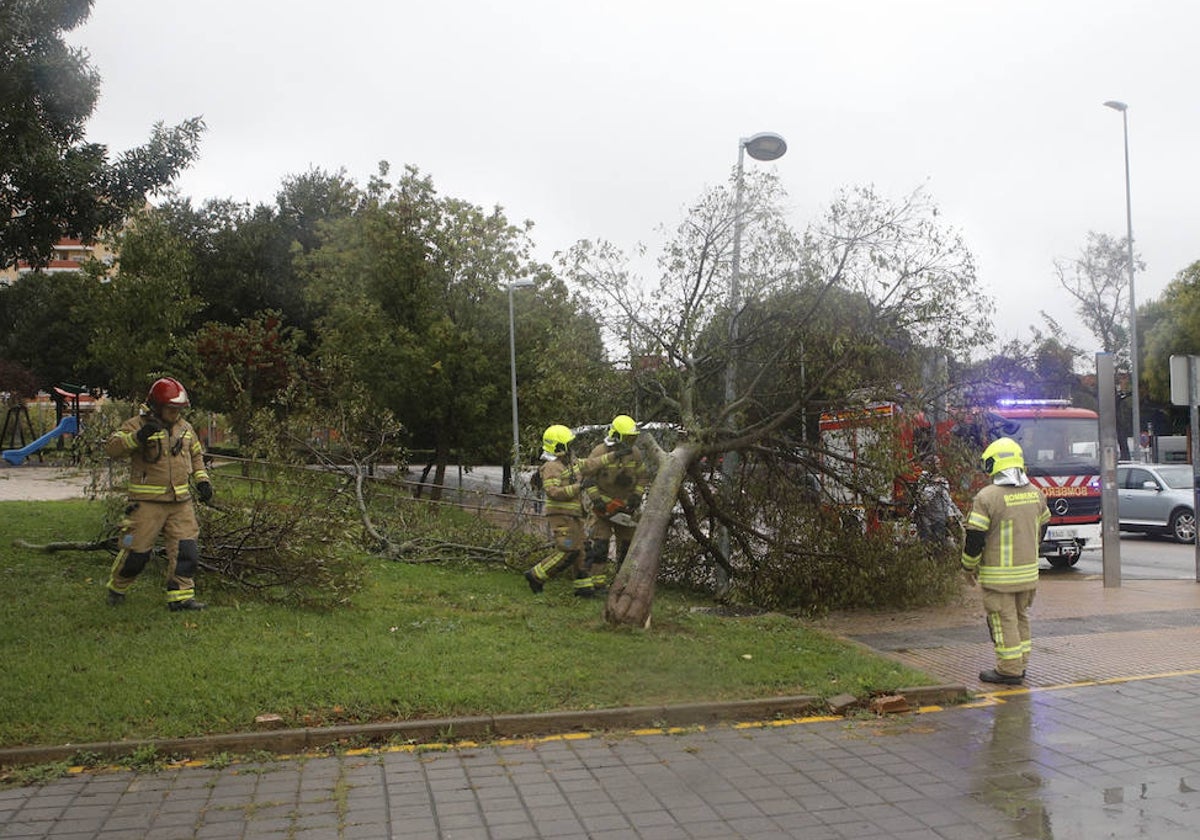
[107,500,201,603]
[529,514,586,583]
[586,514,636,589]
[983,588,1035,676]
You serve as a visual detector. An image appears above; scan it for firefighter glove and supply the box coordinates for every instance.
[195,481,214,504]
[605,498,626,516]
[136,417,162,445]
[604,444,633,463]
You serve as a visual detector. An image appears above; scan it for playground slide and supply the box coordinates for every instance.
[2,415,79,467]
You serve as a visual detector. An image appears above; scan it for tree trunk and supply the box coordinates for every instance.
[604,441,700,628]
[432,459,447,502]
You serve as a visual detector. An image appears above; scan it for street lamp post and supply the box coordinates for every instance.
[719,132,787,561]
[508,278,535,493]
[1104,100,1142,461]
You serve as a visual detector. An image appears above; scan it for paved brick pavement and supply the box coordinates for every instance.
[3,673,1200,838]
[843,576,1200,693]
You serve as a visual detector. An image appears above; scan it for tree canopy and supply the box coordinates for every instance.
[566,176,993,626]
[1142,261,1200,406]
[0,0,203,268]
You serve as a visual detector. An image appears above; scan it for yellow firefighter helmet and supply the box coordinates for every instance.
[542,424,575,455]
[981,437,1024,476]
[607,414,639,442]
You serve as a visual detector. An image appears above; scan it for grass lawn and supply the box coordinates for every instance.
[0,499,936,749]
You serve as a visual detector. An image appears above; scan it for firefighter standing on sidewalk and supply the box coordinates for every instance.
[960,437,1049,685]
[525,424,630,597]
[582,415,649,594]
[104,377,213,612]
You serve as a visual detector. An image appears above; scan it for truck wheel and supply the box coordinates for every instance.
[1046,555,1079,569]
[1169,508,1196,543]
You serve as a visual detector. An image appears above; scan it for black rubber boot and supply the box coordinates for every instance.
[523,569,544,594]
[979,669,1023,685]
[168,599,207,612]
[106,589,126,606]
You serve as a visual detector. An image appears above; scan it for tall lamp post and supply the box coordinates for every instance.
[508,278,535,492]
[719,131,787,560]
[1104,100,1142,461]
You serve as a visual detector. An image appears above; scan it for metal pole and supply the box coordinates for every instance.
[1190,357,1200,582]
[718,141,747,562]
[1112,106,1142,461]
[1097,353,1121,587]
[723,141,747,466]
[508,283,521,493]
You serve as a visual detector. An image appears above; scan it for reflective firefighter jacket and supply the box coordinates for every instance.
[540,450,619,519]
[585,442,650,514]
[105,412,210,502]
[961,483,1050,592]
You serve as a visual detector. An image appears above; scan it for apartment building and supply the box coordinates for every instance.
[0,238,114,285]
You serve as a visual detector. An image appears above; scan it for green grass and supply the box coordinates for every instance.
[0,499,935,748]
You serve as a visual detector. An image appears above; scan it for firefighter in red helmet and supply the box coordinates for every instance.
[103,377,213,611]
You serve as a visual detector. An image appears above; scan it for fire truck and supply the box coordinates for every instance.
[817,401,921,525]
[818,398,1101,566]
[982,399,1101,567]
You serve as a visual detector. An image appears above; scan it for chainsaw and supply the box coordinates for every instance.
[608,511,637,528]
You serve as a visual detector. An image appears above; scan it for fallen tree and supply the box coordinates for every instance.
[566,180,992,628]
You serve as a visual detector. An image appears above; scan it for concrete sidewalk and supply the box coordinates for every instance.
[840,576,1200,693]
[0,464,92,501]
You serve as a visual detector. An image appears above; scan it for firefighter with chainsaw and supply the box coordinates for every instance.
[581,415,649,594]
[961,437,1049,686]
[525,424,631,596]
[104,377,213,612]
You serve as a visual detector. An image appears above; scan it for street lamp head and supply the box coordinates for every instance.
[1103,100,1128,112]
[741,132,787,162]
[508,279,535,290]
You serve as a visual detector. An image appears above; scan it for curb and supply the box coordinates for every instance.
[0,686,966,768]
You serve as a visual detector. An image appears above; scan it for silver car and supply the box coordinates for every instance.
[1116,463,1196,543]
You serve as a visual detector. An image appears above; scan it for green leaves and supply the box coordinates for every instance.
[1142,260,1200,404]
[304,164,612,471]
[0,1,204,268]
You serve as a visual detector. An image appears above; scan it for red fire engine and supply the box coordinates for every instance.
[818,398,1101,566]
[982,399,1101,567]
[817,401,921,525]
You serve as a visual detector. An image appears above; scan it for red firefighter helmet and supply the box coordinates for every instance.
[147,377,189,409]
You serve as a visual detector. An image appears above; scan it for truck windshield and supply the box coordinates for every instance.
[1002,417,1100,475]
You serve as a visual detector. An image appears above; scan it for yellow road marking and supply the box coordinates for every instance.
[54,669,1200,777]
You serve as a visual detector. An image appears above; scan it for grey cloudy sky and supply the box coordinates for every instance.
[70,1,1199,358]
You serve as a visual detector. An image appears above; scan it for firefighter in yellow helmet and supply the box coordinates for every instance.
[525,424,632,596]
[581,415,650,594]
[103,377,213,612]
[961,437,1049,685]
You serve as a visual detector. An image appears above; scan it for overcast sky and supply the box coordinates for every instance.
[69,1,1199,358]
